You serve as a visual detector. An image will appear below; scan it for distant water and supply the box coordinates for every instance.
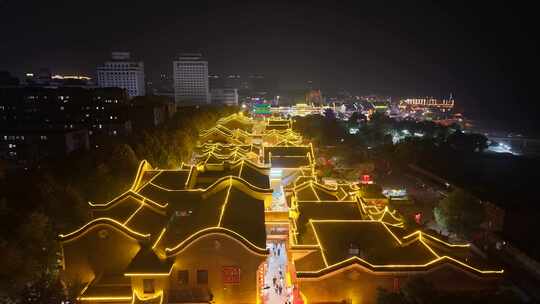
[466,111,540,138]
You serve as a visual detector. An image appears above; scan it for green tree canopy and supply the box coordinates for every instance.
[109,143,139,174]
[434,189,485,237]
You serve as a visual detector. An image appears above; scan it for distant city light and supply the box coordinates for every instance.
[487,142,519,155]
[52,74,92,80]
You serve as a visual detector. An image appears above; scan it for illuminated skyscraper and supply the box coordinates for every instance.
[96,52,145,98]
[173,53,209,106]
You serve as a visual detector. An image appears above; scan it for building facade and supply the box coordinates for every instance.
[0,86,132,165]
[210,88,239,106]
[97,52,146,98]
[173,53,209,106]
[0,129,89,166]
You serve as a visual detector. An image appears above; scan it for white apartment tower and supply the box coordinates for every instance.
[173,53,209,106]
[97,52,145,98]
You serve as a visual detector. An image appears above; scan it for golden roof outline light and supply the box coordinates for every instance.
[59,217,151,242]
[293,219,504,278]
[164,227,268,256]
[144,174,273,194]
[131,290,164,304]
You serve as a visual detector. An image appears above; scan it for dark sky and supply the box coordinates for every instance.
[1,1,539,132]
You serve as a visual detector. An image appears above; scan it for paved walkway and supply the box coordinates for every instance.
[263,242,292,304]
[270,179,288,211]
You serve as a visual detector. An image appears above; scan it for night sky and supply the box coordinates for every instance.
[1,1,538,133]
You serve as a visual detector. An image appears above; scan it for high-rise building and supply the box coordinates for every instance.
[97,52,145,98]
[173,53,209,106]
[210,88,239,106]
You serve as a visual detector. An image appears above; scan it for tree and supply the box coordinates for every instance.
[434,189,485,238]
[349,111,362,124]
[323,108,336,120]
[447,131,488,153]
[109,143,139,174]
[18,274,66,304]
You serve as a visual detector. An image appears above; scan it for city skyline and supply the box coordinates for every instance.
[1,2,538,125]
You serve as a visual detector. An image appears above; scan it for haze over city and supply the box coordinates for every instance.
[1,1,539,133]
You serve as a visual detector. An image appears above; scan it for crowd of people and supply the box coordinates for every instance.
[265,242,293,304]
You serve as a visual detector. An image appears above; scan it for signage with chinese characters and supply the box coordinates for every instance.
[222,266,241,284]
[360,174,373,184]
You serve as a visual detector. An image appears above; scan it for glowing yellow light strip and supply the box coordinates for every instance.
[403,231,470,248]
[147,174,271,194]
[419,236,440,259]
[152,228,167,249]
[79,296,133,301]
[77,280,92,300]
[148,181,187,192]
[198,151,250,162]
[299,219,503,276]
[297,254,504,277]
[309,183,321,201]
[59,218,150,241]
[124,203,144,225]
[136,169,163,193]
[165,227,268,256]
[131,160,149,191]
[131,291,163,304]
[88,191,134,208]
[185,165,195,188]
[131,193,168,209]
[309,220,328,267]
[238,160,245,178]
[217,177,233,227]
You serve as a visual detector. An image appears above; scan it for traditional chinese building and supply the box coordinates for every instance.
[286,178,503,304]
[60,113,503,304]
[60,157,272,303]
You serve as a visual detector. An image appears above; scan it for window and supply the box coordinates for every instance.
[197,270,208,285]
[143,279,155,293]
[178,270,189,285]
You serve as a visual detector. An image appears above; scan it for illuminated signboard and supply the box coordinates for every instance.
[253,103,271,116]
[222,266,241,284]
[360,174,372,184]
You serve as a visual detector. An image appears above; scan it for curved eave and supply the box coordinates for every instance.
[89,190,168,211]
[130,160,153,191]
[150,175,273,195]
[164,227,268,257]
[224,176,274,195]
[296,256,504,279]
[88,191,136,210]
[59,218,151,243]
